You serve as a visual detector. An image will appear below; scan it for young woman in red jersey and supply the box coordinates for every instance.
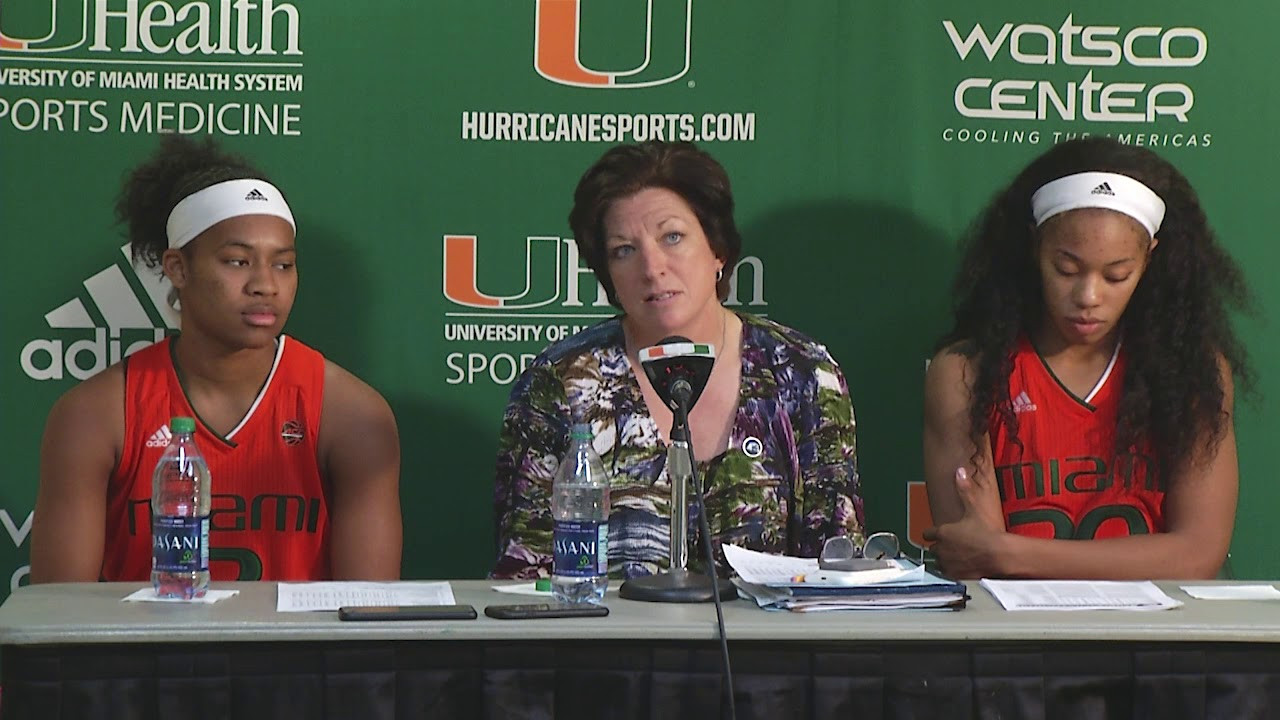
[923,137,1250,579]
[31,137,402,582]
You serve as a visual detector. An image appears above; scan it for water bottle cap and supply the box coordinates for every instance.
[569,423,591,440]
[170,417,196,434]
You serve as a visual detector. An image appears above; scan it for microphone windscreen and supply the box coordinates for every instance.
[638,336,715,416]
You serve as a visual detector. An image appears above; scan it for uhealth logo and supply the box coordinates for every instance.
[20,245,178,381]
[534,0,692,89]
[0,0,301,56]
[442,234,766,311]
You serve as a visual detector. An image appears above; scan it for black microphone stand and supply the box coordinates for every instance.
[619,391,735,603]
[620,349,738,718]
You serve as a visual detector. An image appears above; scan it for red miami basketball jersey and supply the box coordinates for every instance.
[104,335,331,581]
[989,335,1166,540]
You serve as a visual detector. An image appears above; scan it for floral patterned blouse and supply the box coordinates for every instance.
[491,312,864,579]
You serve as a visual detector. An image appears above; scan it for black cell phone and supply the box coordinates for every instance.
[337,604,478,621]
[483,603,610,620]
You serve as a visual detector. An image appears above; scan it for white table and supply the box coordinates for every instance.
[3,580,1278,719]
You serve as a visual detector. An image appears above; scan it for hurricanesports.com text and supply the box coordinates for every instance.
[461,111,756,143]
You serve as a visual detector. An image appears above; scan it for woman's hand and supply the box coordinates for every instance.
[923,467,1009,578]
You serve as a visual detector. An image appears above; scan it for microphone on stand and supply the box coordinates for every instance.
[621,336,735,604]
[638,335,715,436]
[625,334,740,718]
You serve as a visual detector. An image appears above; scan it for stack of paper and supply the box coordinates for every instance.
[724,545,967,612]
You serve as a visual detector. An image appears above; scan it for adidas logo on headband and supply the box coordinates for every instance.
[166,179,296,249]
[1032,172,1165,237]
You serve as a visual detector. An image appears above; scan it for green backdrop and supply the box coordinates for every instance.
[2,0,1275,602]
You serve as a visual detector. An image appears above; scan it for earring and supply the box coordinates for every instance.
[716,268,724,282]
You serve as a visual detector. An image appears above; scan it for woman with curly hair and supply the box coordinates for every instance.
[31,136,402,583]
[923,137,1250,579]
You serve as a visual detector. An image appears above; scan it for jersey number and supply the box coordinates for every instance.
[1007,505,1150,540]
[211,547,264,580]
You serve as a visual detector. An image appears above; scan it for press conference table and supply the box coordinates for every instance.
[3,581,1280,720]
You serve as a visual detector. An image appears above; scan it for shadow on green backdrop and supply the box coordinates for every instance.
[742,199,958,541]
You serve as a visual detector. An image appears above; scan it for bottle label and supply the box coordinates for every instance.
[552,520,608,577]
[152,516,210,573]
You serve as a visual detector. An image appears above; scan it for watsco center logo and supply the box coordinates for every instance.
[534,0,691,89]
[20,245,178,381]
[941,15,1211,149]
[0,0,300,55]
[441,234,765,385]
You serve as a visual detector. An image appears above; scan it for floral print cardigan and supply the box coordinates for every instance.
[491,312,864,579]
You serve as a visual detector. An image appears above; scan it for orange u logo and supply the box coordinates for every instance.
[534,0,692,89]
[0,0,89,52]
[442,235,563,309]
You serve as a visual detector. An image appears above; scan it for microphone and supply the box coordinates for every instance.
[624,332,738,712]
[638,336,716,430]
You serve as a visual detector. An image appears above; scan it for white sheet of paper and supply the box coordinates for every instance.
[1180,584,1280,600]
[122,588,239,604]
[980,579,1182,611]
[275,581,456,612]
[723,544,819,584]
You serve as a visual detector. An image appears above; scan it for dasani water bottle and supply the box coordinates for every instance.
[551,423,611,604]
[151,416,211,599]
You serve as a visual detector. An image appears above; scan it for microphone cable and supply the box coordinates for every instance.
[681,409,737,720]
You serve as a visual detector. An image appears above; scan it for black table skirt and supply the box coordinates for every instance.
[4,640,1278,720]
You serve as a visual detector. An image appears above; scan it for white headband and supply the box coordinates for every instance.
[1031,171,1165,237]
[165,178,295,249]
